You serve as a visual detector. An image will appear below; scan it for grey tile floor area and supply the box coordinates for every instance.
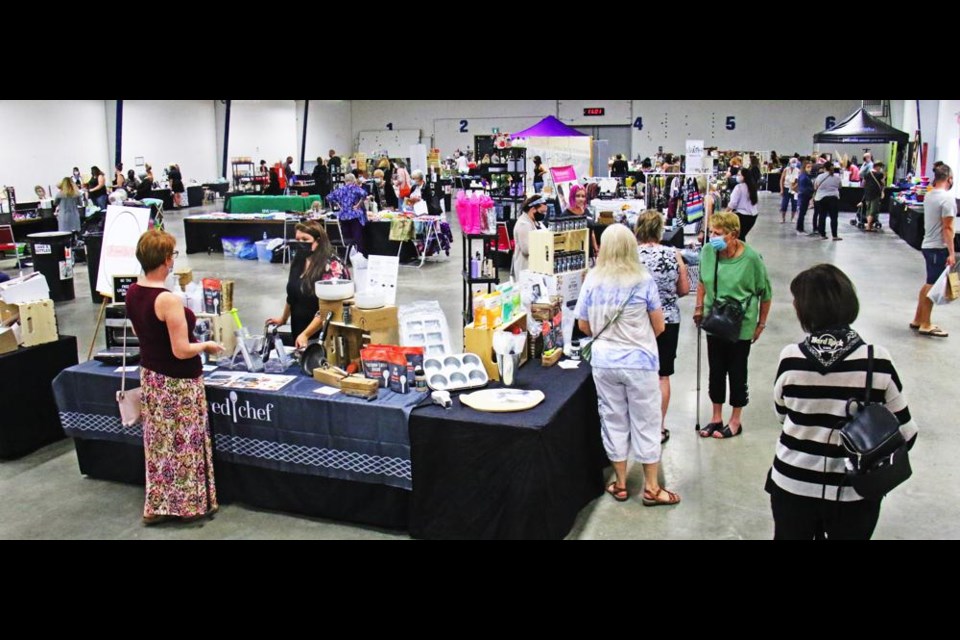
[1,193,957,539]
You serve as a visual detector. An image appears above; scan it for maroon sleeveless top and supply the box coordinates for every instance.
[125,283,202,379]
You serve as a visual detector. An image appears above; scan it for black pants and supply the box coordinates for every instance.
[796,193,812,232]
[736,213,757,241]
[770,487,881,540]
[818,196,840,238]
[811,199,821,233]
[706,335,751,407]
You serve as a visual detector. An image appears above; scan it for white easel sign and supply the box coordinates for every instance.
[96,205,151,298]
[686,140,705,174]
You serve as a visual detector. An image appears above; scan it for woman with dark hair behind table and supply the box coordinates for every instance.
[86,166,108,209]
[125,229,224,525]
[113,162,125,189]
[267,221,345,348]
[313,157,331,201]
[635,210,690,444]
[727,165,759,241]
[769,264,918,539]
[693,212,772,440]
[533,155,546,193]
[125,170,140,193]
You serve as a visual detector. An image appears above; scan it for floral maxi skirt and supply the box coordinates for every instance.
[140,368,218,518]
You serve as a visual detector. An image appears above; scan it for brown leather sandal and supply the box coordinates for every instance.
[606,482,629,502]
[642,487,681,507]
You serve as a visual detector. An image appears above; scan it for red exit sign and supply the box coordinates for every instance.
[583,107,605,116]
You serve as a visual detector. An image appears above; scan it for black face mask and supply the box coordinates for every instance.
[533,211,545,222]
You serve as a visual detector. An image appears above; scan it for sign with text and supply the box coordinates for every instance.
[112,274,139,303]
[96,205,150,298]
[549,165,578,184]
[583,108,605,117]
[685,139,705,174]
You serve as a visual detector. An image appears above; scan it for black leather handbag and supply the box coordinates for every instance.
[701,252,751,343]
[838,345,912,500]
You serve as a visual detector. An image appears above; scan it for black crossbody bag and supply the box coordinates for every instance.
[701,252,753,343]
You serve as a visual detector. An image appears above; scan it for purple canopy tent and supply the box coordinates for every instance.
[512,116,589,138]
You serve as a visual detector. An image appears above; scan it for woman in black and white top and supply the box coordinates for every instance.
[813,162,843,240]
[769,264,918,539]
[727,167,759,241]
[635,210,689,444]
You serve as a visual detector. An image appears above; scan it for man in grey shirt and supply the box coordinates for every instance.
[913,163,957,337]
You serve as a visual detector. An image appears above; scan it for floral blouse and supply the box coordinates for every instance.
[638,244,681,324]
[326,184,368,224]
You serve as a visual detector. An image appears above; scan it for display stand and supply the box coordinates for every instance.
[461,233,501,326]
[231,159,257,192]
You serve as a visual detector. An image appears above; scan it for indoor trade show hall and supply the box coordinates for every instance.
[1,194,956,540]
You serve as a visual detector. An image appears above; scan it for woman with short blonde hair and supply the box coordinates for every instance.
[575,224,679,506]
[54,177,81,233]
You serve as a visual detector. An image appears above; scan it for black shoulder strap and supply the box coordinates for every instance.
[712,248,719,300]
[864,344,874,404]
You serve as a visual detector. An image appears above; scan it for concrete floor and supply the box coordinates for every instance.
[1,193,957,539]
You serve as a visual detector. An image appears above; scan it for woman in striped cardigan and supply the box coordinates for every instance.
[769,264,918,539]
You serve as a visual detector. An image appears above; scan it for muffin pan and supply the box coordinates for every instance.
[423,353,489,392]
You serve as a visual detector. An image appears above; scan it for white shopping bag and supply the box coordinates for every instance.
[927,267,954,306]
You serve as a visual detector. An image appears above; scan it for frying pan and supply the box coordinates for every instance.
[299,311,334,376]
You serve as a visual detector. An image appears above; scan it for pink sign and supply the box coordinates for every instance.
[549,165,577,183]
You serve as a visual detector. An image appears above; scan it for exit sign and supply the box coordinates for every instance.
[583,108,605,116]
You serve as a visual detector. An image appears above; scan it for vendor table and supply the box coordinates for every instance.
[409,362,604,539]
[765,172,780,192]
[186,186,204,208]
[0,336,78,459]
[11,217,58,242]
[147,188,173,210]
[838,186,897,213]
[888,200,924,250]
[203,183,230,198]
[53,361,423,529]
[182,214,298,254]
[53,358,605,538]
[225,195,322,214]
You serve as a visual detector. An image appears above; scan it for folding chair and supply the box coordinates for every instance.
[0,224,24,277]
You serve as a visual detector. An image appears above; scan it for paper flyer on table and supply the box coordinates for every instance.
[203,371,297,391]
[114,366,139,373]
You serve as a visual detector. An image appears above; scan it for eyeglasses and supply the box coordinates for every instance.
[171,251,179,258]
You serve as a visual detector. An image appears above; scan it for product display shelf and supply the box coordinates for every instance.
[528,226,590,275]
[231,160,256,192]
[461,233,501,327]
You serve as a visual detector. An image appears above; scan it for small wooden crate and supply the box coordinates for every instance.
[19,299,58,347]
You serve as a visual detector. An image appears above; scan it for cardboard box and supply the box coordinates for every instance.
[0,325,20,354]
[18,299,58,347]
[222,280,234,312]
[530,297,563,354]
[0,272,49,305]
[0,301,19,327]
[197,312,238,363]
[463,314,527,381]
[324,322,366,370]
[354,305,399,344]
[174,268,193,288]
[317,297,355,324]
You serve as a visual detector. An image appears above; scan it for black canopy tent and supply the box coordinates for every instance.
[813,107,909,144]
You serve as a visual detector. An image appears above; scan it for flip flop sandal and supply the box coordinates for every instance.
[918,326,949,337]
[606,482,629,502]
[642,487,681,507]
[699,421,723,438]
[661,428,671,444]
[712,424,744,439]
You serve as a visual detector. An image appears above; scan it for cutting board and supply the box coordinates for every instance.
[459,389,545,412]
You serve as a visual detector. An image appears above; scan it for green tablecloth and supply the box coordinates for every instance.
[225,195,323,214]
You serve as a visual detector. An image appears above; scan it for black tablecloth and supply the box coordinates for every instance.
[11,217,58,242]
[52,356,605,538]
[408,362,605,540]
[182,217,295,254]
[0,336,77,458]
[202,183,230,197]
[365,221,419,262]
[186,185,204,207]
[147,188,173,210]
[765,173,780,193]
[889,200,924,250]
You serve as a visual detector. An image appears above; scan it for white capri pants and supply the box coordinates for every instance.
[592,367,662,464]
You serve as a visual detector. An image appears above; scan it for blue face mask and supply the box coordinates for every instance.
[709,237,728,251]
